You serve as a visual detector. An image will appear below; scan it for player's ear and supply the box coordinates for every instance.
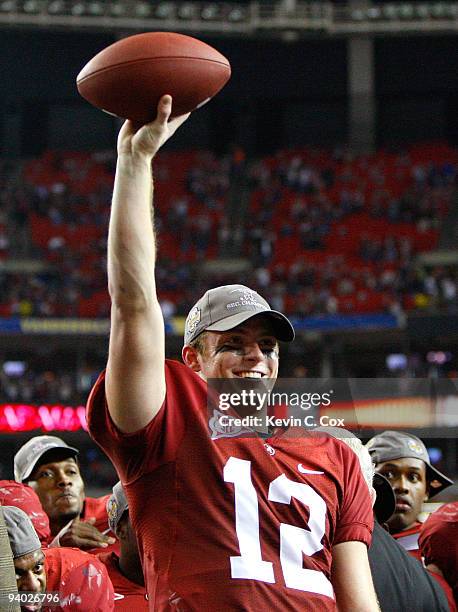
[182,345,201,372]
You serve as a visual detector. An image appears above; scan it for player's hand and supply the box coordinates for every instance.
[58,517,116,550]
[117,95,190,159]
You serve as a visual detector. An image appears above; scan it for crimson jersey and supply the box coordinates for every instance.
[82,494,111,533]
[99,551,149,610]
[420,502,458,603]
[82,495,120,557]
[87,360,373,611]
[44,547,114,611]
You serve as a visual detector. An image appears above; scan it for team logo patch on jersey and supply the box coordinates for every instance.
[407,439,423,455]
[209,409,253,440]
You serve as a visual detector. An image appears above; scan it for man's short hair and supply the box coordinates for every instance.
[188,331,209,355]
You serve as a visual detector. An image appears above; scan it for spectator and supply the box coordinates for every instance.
[419,501,458,604]
[2,505,114,611]
[366,430,454,560]
[14,436,116,553]
[323,428,454,612]
[0,480,51,546]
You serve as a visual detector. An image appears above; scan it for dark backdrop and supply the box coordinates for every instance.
[0,30,457,155]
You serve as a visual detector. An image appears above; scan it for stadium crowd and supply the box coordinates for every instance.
[0,141,457,320]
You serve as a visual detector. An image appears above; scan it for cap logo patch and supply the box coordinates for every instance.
[107,498,118,523]
[226,288,265,310]
[32,441,55,453]
[186,307,201,333]
[407,439,423,454]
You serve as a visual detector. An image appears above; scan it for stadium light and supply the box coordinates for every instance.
[399,4,415,18]
[350,8,365,21]
[178,2,197,19]
[415,4,430,18]
[0,0,17,11]
[227,7,246,21]
[109,1,126,16]
[430,2,446,17]
[22,0,41,12]
[201,4,220,20]
[47,0,65,14]
[134,1,151,17]
[155,1,174,18]
[87,0,104,15]
[382,4,399,19]
[71,2,84,15]
[366,7,382,19]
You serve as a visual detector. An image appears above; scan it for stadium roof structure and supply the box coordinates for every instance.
[0,0,458,37]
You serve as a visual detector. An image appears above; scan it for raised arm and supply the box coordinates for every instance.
[106,95,190,433]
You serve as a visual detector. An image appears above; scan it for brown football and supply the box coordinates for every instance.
[76,32,231,123]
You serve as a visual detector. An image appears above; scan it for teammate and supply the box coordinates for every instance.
[419,501,458,604]
[0,480,51,545]
[3,505,47,612]
[14,435,116,552]
[99,482,148,609]
[366,430,453,559]
[87,95,379,610]
[319,428,453,612]
[44,542,115,611]
[2,505,114,611]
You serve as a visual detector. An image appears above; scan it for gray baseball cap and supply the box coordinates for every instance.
[106,481,128,534]
[14,435,79,483]
[2,506,41,558]
[184,284,295,345]
[366,430,453,496]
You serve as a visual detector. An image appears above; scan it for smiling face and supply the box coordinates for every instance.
[375,457,428,533]
[14,548,46,611]
[27,456,85,533]
[182,316,280,381]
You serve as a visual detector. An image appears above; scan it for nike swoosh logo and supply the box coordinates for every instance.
[298,464,324,474]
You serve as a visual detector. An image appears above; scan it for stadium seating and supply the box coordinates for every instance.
[0,141,457,319]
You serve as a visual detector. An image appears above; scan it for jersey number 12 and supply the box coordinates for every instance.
[224,456,333,598]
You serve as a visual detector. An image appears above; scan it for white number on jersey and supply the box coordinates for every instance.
[223,456,333,598]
